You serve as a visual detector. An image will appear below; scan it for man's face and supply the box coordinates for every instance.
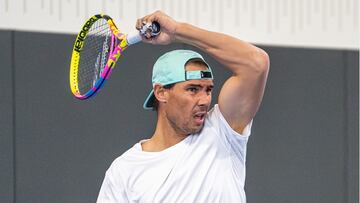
[164,63,214,135]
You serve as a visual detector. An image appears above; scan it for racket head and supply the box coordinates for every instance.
[69,14,127,99]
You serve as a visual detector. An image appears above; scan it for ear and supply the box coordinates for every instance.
[153,84,168,104]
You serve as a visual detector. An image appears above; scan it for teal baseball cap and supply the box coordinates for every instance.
[143,50,213,110]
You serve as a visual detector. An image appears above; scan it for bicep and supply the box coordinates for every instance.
[218,65,269,134]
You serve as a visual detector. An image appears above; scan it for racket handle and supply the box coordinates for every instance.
[148,22,161,36]
[126,33,142,45]
[126,22,161,45]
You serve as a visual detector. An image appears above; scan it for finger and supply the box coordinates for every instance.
[141,35,152,44]
[136,14,151,30]
[146,10,163,24]
[136,19,143,30]
[145,30,152,39]
[141,14,151,23]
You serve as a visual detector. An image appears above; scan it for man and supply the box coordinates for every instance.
[97,11,269,203]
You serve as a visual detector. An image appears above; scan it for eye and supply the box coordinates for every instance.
[187,87,198,92]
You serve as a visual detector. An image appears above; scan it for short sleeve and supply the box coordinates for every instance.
[96,163,129,203]
[207,104,253,164]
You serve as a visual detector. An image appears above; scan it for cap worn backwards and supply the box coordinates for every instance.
[143,49,213,110]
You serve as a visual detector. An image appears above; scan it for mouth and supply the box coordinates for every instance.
[193,112,206,125]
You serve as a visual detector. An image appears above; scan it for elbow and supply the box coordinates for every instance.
[252,48,270,74]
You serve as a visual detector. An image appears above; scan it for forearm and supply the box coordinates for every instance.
[174,22,269,75]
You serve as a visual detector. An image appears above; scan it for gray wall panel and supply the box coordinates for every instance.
[0,30,14,203]
[246,48,350,203]
[0,29,357,203]
[14,32,99,203]
[345,51,359,203]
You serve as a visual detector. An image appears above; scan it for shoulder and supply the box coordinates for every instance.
[204,104,231,131]
[106,143,141,175]
[205,104,253,138]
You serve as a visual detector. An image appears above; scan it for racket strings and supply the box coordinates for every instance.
[78,18,113,94]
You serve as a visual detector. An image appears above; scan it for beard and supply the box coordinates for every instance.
[167,114,205,136]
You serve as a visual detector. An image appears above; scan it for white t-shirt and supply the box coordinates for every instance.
[97,104,253,203]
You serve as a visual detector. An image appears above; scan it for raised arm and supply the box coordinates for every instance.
[138,11,270,134]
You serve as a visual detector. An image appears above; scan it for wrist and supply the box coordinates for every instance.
[173,22,188,43]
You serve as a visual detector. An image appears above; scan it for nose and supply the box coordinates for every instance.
[198,91,211,107]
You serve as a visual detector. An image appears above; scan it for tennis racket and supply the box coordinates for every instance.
[69,14,160,100]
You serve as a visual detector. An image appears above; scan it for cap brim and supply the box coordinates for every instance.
[143,89,155,110]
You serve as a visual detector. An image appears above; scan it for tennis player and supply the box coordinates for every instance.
[97,10,269,203]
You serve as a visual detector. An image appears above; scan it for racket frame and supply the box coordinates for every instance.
[69,14,128,100]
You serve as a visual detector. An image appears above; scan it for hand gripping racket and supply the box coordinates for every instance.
[69,14,160,100]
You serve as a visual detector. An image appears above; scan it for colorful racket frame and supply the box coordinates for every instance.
[69,14,128,100]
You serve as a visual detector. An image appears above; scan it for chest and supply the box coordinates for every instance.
[126,135,244,202]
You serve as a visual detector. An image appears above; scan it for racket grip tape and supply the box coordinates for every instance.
[126,33,142,45]
[126,22,161,45]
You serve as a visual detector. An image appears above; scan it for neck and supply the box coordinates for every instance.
[142,109,188,152]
